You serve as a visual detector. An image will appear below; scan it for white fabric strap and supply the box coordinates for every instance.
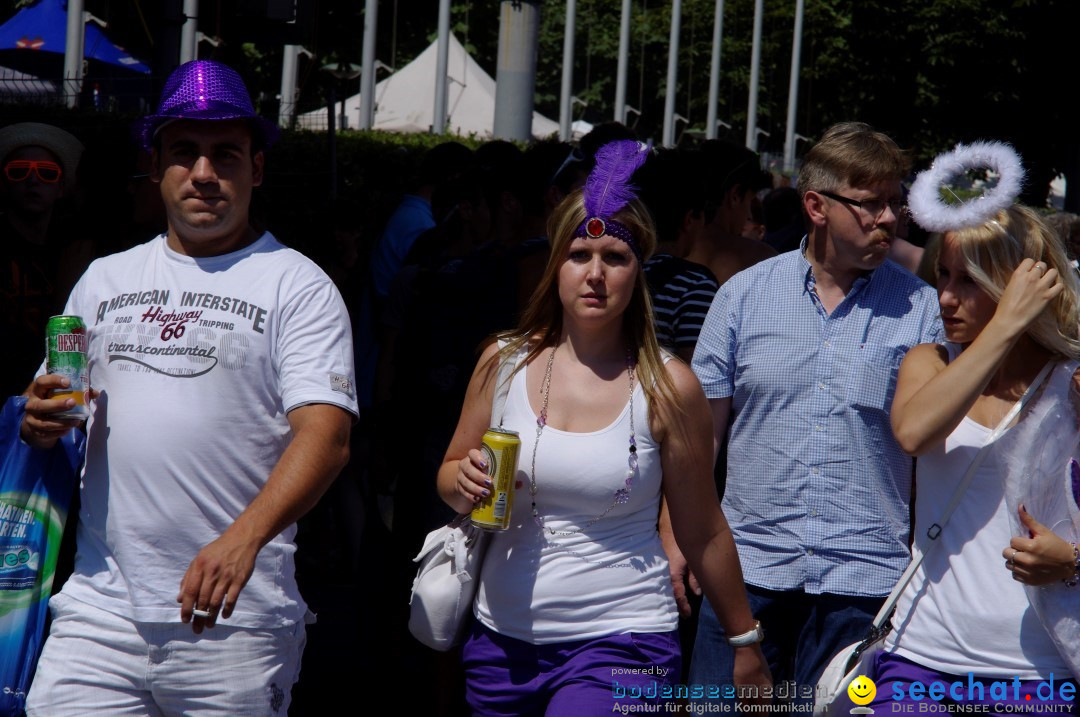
[868,359,1054,629]
[453,342,518,523]
[492,340,517,427]
[451,530,474,584]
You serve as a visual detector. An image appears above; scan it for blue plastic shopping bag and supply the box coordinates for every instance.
[0,396,83,716]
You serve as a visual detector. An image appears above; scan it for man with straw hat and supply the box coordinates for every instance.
[21,60,357,715]
[0,121,85,399]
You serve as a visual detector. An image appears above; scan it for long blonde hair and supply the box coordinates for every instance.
[489,188,678,414]
[946,204,1080,360]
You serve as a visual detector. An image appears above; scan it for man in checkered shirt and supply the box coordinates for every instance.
[688,123,943,701]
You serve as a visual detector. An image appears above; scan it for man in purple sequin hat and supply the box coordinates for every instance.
[21,60,357,715]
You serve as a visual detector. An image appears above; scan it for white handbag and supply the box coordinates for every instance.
[813,362,1052,716]
[407,513,491,650]
[812,612,890,716]
[407,343,517,651]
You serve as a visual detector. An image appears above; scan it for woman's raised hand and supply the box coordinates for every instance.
[990,258,1063,337]
[456,448,493,504]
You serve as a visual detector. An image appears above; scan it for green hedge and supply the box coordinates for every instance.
[258,128,486,261]
[1,103,486,267]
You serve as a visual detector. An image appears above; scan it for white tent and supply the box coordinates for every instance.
[0,65,57,102]
[298,34,558,139]
[571,119,594,141]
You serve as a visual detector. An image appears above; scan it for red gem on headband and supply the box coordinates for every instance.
[574,215,643,262]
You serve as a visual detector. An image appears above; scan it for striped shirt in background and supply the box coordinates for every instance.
[643,254,720,351]
[692,240,943,597]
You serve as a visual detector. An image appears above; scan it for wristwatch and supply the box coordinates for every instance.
[727,620,765,647]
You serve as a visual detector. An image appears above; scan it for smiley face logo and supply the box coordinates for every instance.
[848,675,877,706]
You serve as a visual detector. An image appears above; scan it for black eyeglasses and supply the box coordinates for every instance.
[819,190,905,220]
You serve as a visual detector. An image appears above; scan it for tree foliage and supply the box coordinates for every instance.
[1,0,1076,202]
[522,0,1076,202]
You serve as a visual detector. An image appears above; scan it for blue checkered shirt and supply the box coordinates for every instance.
[692,243,943,596]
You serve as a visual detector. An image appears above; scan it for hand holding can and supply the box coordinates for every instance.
[45,315,89,420]
[471,428,520,531]
[20,374,84,449]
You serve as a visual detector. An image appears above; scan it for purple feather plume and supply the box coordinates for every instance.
[583,140,648,219]
[1071,458,1080,510]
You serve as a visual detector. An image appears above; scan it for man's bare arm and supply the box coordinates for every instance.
[710,397,732,462]
[176,402,352,632]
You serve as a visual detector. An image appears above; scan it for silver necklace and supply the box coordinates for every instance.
[529,344,638,538]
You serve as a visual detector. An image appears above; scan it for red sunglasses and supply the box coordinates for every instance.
[4,160,63,184]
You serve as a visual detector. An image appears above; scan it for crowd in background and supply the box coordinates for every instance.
[5,115,1080,715]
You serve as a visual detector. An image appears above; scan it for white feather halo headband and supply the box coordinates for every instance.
[908,141,1024,233]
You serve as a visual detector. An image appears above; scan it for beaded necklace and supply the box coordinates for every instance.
[529,344,639,538]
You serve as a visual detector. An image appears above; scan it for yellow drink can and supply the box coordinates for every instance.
[471,427,520,531]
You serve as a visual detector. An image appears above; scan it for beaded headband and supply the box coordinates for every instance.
[573,216,640,260]
[574,140,650,261]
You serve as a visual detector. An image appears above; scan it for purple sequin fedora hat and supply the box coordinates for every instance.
[134,60,280,151]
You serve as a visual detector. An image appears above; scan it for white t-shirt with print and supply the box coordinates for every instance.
[54,233,357,629]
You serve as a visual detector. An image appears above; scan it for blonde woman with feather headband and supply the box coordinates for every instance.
[436,141,771,715]
[875,142,1080,709]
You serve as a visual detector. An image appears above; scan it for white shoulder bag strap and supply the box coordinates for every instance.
[491,340,517,427]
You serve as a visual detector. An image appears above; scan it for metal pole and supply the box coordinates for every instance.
[433,0,451,133]
[783,0,805,173]
[76,11,86,81]
[706,0,724,139]
[614,0,631,123]
[279,45,299,129]
[180,0,198,63]
[662,0,682,147]
[745,0,763,150]
[328,84,337,200]
[63,0,84,108]
[559,0,576,141]
[493,1,542,141]
[358,0,379,131]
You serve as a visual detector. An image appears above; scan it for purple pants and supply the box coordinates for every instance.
[462,621,681,716]
[870,653,1077,713]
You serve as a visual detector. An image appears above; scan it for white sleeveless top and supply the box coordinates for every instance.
[474,349,678,644]
[885,343,1069,678]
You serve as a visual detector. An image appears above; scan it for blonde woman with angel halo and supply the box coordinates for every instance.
[873,146,1080,707]
[436,141,770,716]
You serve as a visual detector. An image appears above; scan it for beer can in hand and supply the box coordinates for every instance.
[46,315,89,419]
[471,428,520,531]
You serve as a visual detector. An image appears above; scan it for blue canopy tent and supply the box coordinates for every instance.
[0,0,150,106]
[0,0,149,75]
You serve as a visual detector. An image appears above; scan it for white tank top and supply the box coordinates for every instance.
[886,343,1069,678]
[474,349,678,644]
